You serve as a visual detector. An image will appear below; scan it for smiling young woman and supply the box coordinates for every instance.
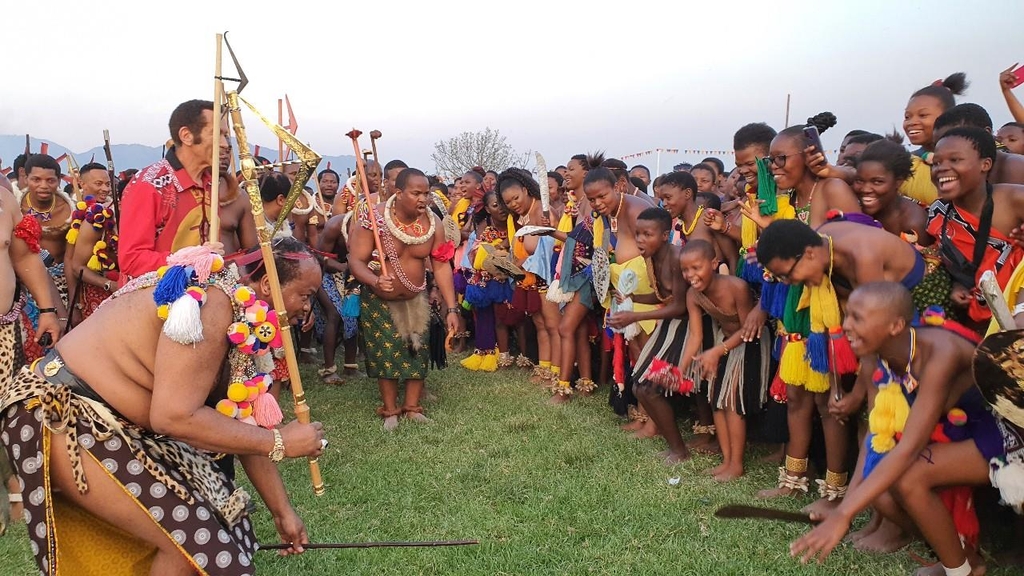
[924,126,1024,329]
[899,73,969,205]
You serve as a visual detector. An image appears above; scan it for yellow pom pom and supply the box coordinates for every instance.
[237,401,253,419]
[216,399,238,417]
[95,240,107,250]
[779,338,808,386]
[234,286,256,307]
[156,304,170,320]
[805,370,831,394]
[156,266,168,279]
[245,384,259,402]
[870,433,896,453]
[867,382,911,455]
[227,382,249,403]
[211,254,225,272]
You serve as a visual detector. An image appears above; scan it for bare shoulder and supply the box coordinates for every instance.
[822,177,855,195]
[999,152,1024,184]
[901,198,928,231]
[201,287,234,333]
[917,326,976,369]
[0,187,16,225]
[626,193,650,213]
[720,274,750,294]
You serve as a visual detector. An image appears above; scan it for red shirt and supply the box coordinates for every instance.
[119,148,212,280]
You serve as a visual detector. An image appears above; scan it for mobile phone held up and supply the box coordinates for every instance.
[1014,65,1024,89]
[803,125,825,158]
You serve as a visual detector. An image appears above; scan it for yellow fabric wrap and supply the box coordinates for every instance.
[452,197,471,226]
[899,155,937,206]
[556,191,577,240]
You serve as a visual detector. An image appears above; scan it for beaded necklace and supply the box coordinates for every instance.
[609,192,625,233]
[793,179,820,225]
[23,193,56,223]
[645,256,671,303]
[384,194,434,245]
[517,198,537,226]
[680,206,705,237]
[361,203,428,293]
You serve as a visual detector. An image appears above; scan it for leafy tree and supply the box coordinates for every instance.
[431,128,529,181]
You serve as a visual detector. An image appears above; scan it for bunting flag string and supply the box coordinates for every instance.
[622,147,840,159]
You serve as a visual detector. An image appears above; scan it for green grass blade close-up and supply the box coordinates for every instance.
[0,363,1017,575]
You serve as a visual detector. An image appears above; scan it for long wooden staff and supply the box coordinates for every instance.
[101,131,121,238]
[226,90,326,495]
[277,99,285,167]
[258,539,479,551]
[369,130,382,163]
[210,33,224,239]
[346,129,388,276]
[65,152,82,200]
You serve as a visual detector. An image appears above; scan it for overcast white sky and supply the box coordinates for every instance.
[3,0,1023,173]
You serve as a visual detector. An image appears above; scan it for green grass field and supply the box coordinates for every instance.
[0,361,1017,575]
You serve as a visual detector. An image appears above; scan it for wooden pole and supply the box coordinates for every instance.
[210,33,224,241]
[277,98,285,167]
[784,94,791,127]
[226,91,325,496]
[307,149,330,216]
[369,130,382,163]
[346,129,388,276]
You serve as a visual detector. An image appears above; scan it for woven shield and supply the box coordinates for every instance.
[972,328,1024,428]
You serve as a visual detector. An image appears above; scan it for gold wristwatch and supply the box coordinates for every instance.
[269,429,285,463]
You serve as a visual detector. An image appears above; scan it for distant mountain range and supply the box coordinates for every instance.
[0,134,357,178]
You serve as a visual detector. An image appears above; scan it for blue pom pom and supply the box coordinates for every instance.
[153,265,191,306]
[740,261,764,284]
[806,331,830,374]
[862,435,885,479]
[761,281,789,319]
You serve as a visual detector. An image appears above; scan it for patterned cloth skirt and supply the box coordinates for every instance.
[314,271,358,342]
[1,368,256,575]
[360,289,429,382]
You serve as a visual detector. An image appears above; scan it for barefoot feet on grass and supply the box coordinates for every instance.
[548,394,571,406]
[705,462,728,476]
[853,518,911,554]
[620,419,646,432]
[383,416,399,432]
[713,465,744,482]
[802,496,841,518]
[663,450,691,465]
[632,420,659,440]
[847,512,881,544]
[756,485,804,499]
[404,412,431,424]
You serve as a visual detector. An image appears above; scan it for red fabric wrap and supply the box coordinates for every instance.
[929,423,980,549]
[13,215,42,254]
[431,240,455,263]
